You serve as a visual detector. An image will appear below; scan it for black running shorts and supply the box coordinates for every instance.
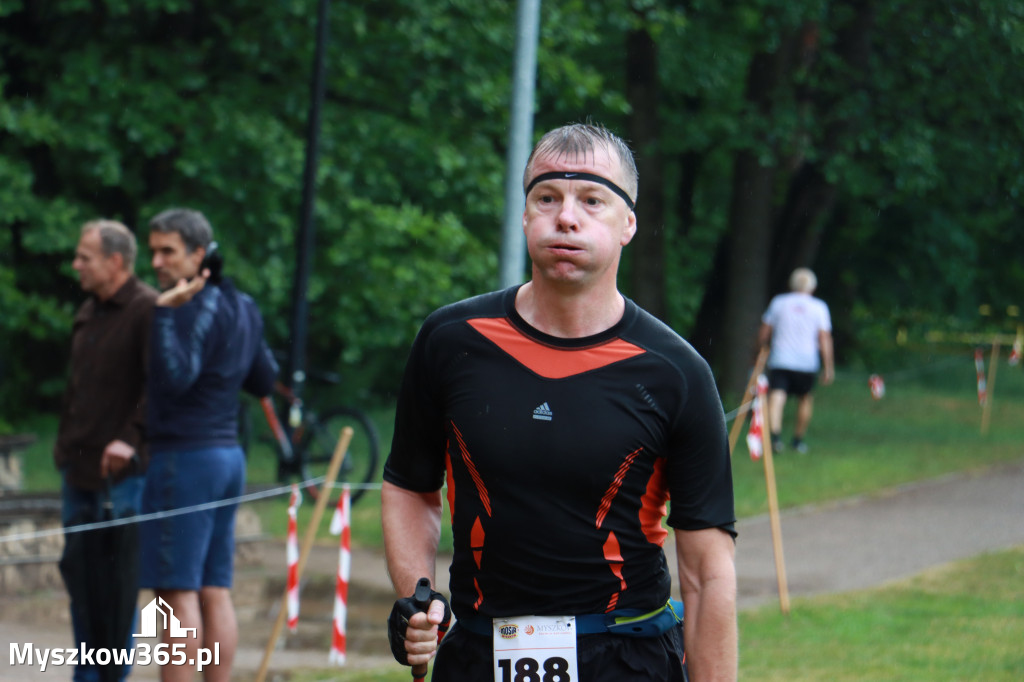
[430,623,688,682]
[767,368,816,397]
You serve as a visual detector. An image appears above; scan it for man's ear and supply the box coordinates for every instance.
[621,211,637,246]
[186,245,206,277]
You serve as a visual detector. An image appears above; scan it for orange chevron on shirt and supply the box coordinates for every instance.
[468,317,645,379]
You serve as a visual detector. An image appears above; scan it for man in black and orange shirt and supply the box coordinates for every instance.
[382,123,737,682]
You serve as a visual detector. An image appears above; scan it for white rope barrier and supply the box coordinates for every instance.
[0,478,383,546]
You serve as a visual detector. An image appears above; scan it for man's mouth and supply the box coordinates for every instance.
[548,242,581,252]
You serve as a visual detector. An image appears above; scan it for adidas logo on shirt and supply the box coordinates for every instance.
[532,402,553,421]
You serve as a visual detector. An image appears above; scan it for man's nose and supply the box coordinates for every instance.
[556,200,579,231]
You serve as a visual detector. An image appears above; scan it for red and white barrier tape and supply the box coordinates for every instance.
[286,483,301,632]
[328,485,351,665]
[746,374,769,460]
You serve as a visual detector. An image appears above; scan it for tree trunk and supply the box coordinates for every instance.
[717,42,800,395]
[769,1,875,294]
[689,231,731,362]
[626,26,665,319]
[720,149,778,395]
[770,164,838,292]
[675,149,703,240]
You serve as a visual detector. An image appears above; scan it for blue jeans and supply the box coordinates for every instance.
[61,475,144,682]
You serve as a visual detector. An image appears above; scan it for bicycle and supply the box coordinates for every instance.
[239,372,381,505]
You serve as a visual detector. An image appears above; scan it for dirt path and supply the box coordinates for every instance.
[734,459,1024,609]
[3,459,1023,680]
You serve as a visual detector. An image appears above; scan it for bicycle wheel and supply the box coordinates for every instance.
[298,406,380,504]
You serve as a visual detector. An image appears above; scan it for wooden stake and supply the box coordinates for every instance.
[981,341,1001,436]
[728,347,770,455]
[759,406,791,615]
[255,426,354,682]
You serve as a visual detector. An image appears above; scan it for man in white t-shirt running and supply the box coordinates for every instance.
[758,268,834,453]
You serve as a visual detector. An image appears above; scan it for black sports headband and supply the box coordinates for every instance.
[525,171,635,211]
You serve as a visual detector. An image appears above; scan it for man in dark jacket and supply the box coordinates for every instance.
[55,219,158,682]
[141,208,277,682]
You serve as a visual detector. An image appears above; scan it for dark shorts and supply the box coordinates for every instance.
[431,622,687,682]
[139,445,245,591]
[767,368,817,397]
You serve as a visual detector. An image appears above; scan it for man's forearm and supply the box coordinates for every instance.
[381,481,444,596]
[676,528,738,681]
[683,578,738,681]
[819,330,835,382]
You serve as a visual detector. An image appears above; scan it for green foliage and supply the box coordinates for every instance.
[0,0,507,415]
[305,198,496,398]
[2,0,1023,413]
[813,1,1024,357]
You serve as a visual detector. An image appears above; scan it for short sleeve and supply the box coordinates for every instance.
[665,353,736,537]
[382,319,448,492]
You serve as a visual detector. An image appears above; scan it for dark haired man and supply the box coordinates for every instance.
[142,208,277,682]
[383,124,737,681]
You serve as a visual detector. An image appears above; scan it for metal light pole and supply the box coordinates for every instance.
[285,0,330,465]
[499,0,541,288]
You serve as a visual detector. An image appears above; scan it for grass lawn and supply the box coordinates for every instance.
[739,546,1024,681]
[731,353,1024,519]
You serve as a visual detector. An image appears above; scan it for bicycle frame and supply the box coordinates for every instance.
[260,382,308,476]
[250,376,381,504]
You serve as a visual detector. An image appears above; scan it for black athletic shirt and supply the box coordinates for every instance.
[384,286,735,621]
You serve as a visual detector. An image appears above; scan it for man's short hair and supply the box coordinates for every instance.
[523,122,639,202]
[81,219,137,271]
[149,208,214,253]
[789,268,817,293]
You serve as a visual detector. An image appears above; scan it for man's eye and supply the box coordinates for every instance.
[584,197,601,206]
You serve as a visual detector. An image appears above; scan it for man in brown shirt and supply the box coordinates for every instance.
[54,219,158,682]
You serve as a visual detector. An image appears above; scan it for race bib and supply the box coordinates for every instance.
[492,615,579,682]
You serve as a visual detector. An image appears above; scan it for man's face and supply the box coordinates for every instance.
[149,230,204,291]
[72,229,121,298]
[522,145,637,289]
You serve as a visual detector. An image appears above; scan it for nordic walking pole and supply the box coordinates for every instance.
[759,409,791,615]
[729,346,770,455]
[256,426,354,682]
[981,340,1001,436]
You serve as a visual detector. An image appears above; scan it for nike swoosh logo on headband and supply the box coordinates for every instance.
[525,171,635,211]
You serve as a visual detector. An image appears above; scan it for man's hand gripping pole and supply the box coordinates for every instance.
[388,577,451,681]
